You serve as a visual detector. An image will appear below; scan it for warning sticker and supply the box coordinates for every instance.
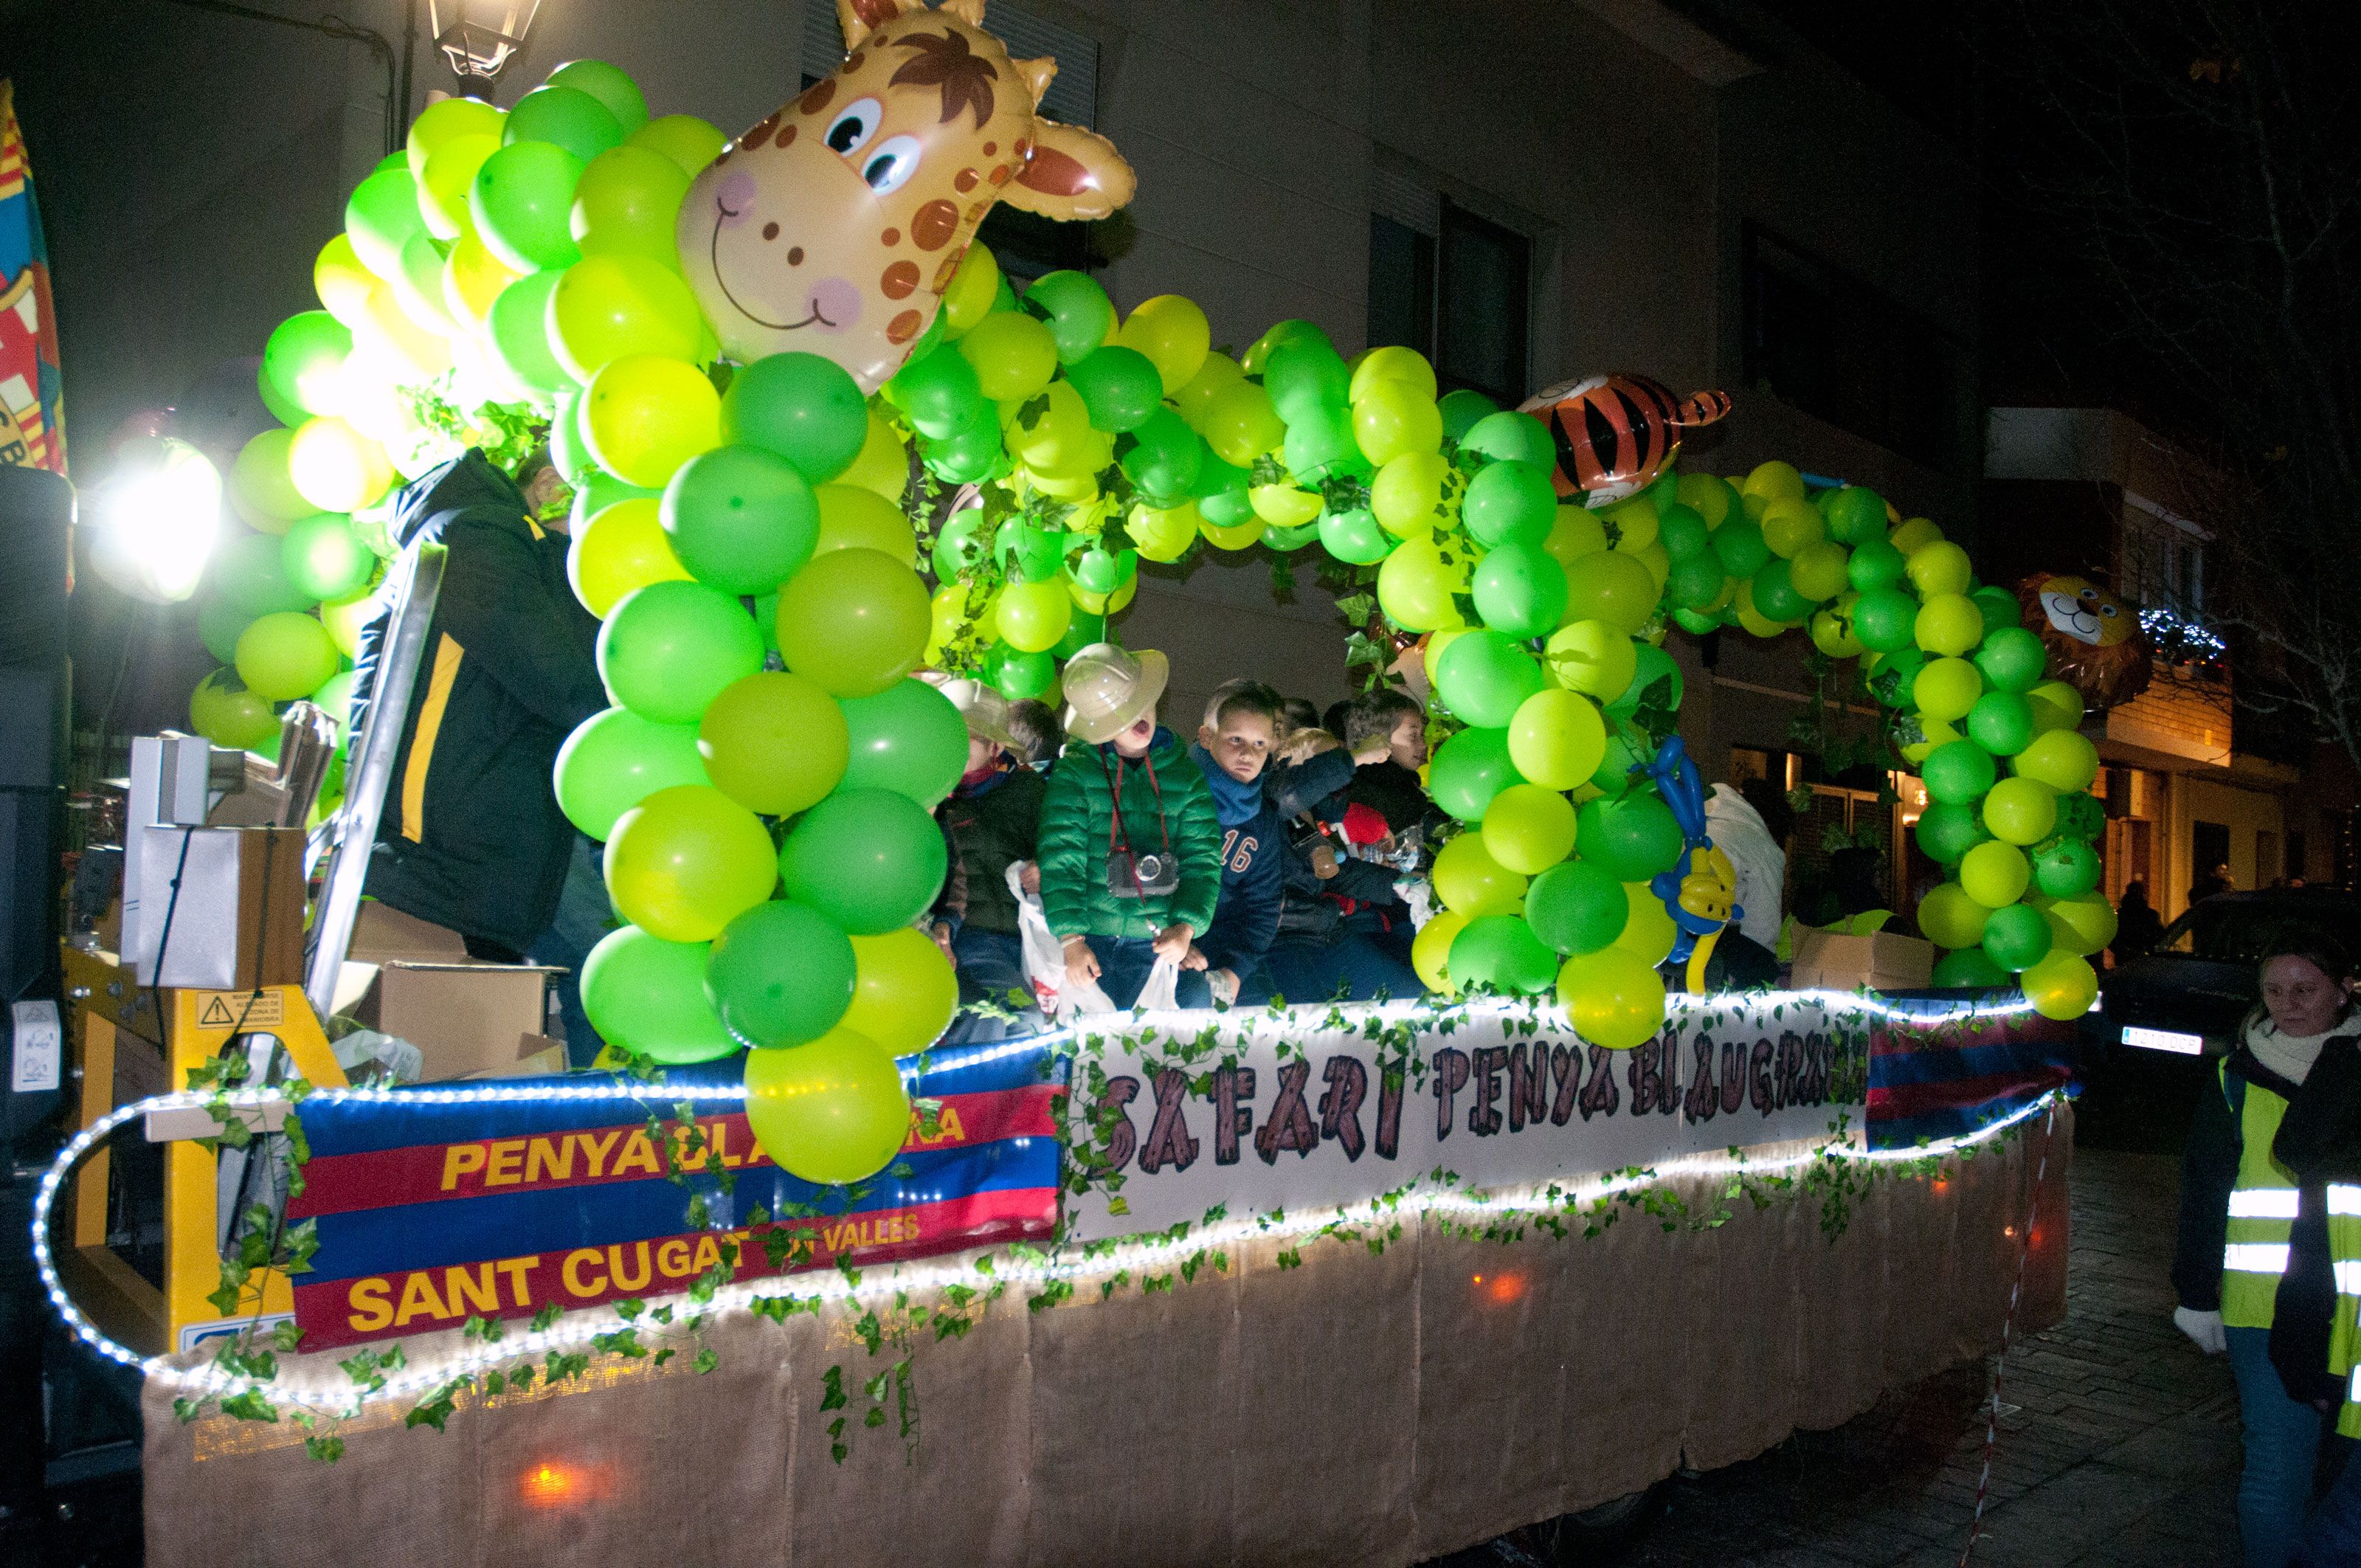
[188,989,285,1032]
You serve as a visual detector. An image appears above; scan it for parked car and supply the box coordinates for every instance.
[2097,888,2361,1058]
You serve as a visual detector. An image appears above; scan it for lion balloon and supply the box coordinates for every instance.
[680,0,1136,391]
[2016,573,2152,708]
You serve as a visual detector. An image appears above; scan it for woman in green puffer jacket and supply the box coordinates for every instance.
[1037,644,1220,1009]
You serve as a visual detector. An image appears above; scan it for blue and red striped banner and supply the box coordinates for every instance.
[1866,992,2075,1149]
[288,1043,1064,1350]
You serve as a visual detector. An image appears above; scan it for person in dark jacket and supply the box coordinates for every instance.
[2112,880,2165,967]
[1189,680,1288,1002]
[2172,930,2360,1567]
[348,449,606,1049]
[930,678,1046,1032]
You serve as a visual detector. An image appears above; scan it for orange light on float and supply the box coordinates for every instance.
[518,1457,612,1508]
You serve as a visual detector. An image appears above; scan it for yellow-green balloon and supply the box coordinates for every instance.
[1916,881,1994,950]
[1507,689,1607,791]
[2022,950,2099,1020]
[743,1026,911,1186]
[1434,832,1527,917]
[602,784,778,942]
[840,927,960,1057]
[1557,945,1667,1050]
[234,612,339,702]
[549,255,704,381]
[696,671,848,816]
[1958,840,2031,908]
[1981,777,2058,846]
[774,548,931,698]
[2014,728,2099,794]
[1545,621,1636,702]
[1482,784,1577,874]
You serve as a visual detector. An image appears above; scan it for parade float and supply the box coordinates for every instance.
[44,4,2103,1561]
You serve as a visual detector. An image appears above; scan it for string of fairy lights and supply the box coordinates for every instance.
[31,990,2054,1415]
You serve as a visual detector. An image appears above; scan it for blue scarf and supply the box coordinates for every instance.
[1191,742,1266,826]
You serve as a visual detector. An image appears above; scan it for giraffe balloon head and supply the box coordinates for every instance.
[681,0,1136,391]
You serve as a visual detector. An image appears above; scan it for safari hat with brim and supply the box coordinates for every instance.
[930,677,1020,752]
[1060,643,1169,745]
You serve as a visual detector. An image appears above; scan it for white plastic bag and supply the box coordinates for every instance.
[1008,861,1115,1018]
[1135,956,1180,1011]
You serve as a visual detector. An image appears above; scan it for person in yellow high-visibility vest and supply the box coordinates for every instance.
[2174,930,2359,1568]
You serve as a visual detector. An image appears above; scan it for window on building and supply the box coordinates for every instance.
[2120,500,2208,614]
[1741,225,1965,472]
[1368,174,1530,406]
[801,1,1102,282]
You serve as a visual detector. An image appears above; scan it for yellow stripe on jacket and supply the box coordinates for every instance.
[400,634,465,843]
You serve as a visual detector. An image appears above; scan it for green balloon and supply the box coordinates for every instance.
[1847,538,1907,592]
[1065,345,1164,432]
[552,389,592,481]
[2033,838,2103,899]
[1981,902,2053,973]
[1923,739,1999,805]
[1197,485,1254,528]
[345,167,425,277]
[280,513,373,603]
[547,59,650,136]
[839,678,969,805]
[1915,801,1991,864]
[311,669,359,749]
[1933,947,2010,988]
[1428,726,1524,822]
[705,899,856,1048]
[1461,459,1557,549]
[488,269,576,398]
[1590,721,1650,798]
[1818,485,1887,545]
[218,531,317,615]
[471,140,586,274]
[1459,411,1555,467]
[595,580,765,724]
[1437,629,1546,729]
[1966,691,2036,756]
[660,443,819,594]
[570,145,691,262]
[889,342,986,438]
[1971,584,2022,636]
[192,670,280,750]
[553,706,711,840]
[1656,502,1710,561]
[2054,791,2104,841]
[1526,859,1630,955]
[1851,587,1920,653]
[1575,792,1684,882]
[629,114,728,177]
[1974,626,2048,694]
[722,353,868,483]
[1667,554,1727,612]
[1022,270,1116,364]
[1751,557,1810,623]
[504,85,623,165]
[1607,643,1683,719]
[261,312,352,420]
[580,926,738,1064]
[1118,407,1203,504]
[777,787,947,935]
[1318,506,1394,567]
[199,598,257,665]
[921,418,1003,483]
[1437,389,1499,441]
[1262,338,1352,426]
[1450,913,1560,995]
[984,641,1057,700]
[1280,400,1361,482]
[1712,517,1771,578]
[1471,540,1566,638]
[1866,647,1926,709]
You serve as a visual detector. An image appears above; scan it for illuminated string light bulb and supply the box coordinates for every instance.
[88,436,222,604]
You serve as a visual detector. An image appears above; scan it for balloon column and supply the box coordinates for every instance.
[165,1,2112,1191]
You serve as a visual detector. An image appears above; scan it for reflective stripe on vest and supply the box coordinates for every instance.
[2221,1063,2298,1330]
[2329,1187,2361,1437]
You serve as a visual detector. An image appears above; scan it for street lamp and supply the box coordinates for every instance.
[428,0,543,90]
[88,438,221,605]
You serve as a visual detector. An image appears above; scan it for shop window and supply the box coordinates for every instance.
[1742,225,1964,472]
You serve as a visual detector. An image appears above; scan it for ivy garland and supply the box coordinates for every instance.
[153,987,2042,1468]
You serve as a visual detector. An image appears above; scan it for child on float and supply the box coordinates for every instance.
[1006,698,1063,773]
[929,678,1048,1035]
[1186,681,1290,1004]
[1036,644,1220,1009]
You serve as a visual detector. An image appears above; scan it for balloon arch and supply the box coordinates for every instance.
[158,0,2120,1189]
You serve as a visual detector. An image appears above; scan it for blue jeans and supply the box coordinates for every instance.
[2229,1325,2331,1568]
[525,832,613,1070]
[1085,934,1210,1010]
[1242,934,1422,1006]
[939,928,1043,1046]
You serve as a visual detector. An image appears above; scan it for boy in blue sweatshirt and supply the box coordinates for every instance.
[1188,680,1287,1003]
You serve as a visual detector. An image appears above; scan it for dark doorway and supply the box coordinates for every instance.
[2193,820,2231,896]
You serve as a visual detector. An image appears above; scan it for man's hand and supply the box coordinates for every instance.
[1152,923,1195,964]
[931,922,957,967]
[1181,942,1211,973]
[1062,935,1100,987]
[1018,861,1040,896]
[2172,1305,2226,1355]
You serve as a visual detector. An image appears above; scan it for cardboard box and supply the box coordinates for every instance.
[1790,927,1935,992]
[129,826,306,990]
[337,902,562,1083]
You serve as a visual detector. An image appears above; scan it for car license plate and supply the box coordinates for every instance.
[2123,1026,2205,1055]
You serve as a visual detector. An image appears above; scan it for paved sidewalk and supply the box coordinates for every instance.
[1611,1142,2243,1567]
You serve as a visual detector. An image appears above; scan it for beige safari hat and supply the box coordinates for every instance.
[1060,643,1169,745]
[932,677,1020,752]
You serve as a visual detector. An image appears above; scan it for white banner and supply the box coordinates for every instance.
[1062,995,1870,1243]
